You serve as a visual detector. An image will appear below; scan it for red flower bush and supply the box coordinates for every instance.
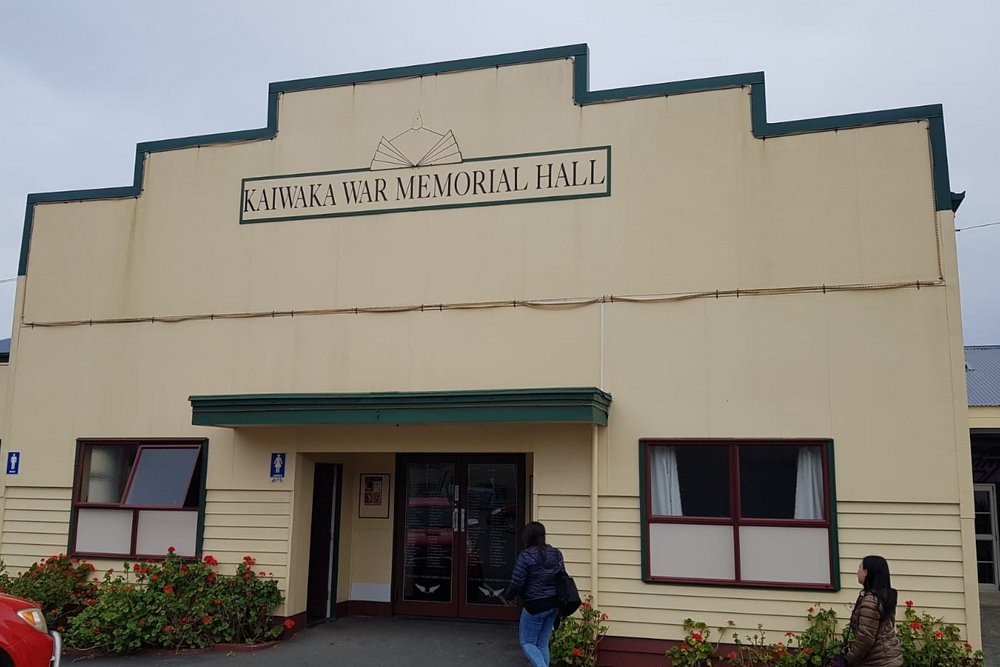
[550,596,608,666]
[56,552,286,653]
[0,554,98,630]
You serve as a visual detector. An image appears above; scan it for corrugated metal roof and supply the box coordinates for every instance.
[967,346,1000,406]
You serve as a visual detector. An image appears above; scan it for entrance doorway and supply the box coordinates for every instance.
[307,463,342,623]
[394,454,525,620]
[976,483,999,592]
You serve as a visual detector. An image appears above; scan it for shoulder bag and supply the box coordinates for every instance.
[555,565,582,618]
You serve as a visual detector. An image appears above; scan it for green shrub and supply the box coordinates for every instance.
[208,554,286,644]
[63,550,286,653]
[550,596,609,666]
[666,619,724,666]
[0,554,98,632]
[896,599,984,667]
[0,559,13,591]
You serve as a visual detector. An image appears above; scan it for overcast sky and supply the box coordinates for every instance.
[1,1,997,344]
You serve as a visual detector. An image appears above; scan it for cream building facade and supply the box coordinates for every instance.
[0,44,980,661]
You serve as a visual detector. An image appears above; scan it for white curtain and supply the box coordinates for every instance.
[650,447,683,516]
[793,446,823,520]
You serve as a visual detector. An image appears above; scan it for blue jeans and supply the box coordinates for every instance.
[518,607,559,667]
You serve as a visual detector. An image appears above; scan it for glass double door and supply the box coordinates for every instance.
[394,454,524,620]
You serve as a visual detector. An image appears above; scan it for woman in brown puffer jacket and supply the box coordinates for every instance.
[842,555,903,667]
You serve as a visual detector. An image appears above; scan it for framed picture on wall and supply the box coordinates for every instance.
[359,473,390,519]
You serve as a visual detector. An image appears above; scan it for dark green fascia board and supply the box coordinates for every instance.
[18,43,954,275]
[189,387,612,427]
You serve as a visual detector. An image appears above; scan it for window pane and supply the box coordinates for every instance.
[740,446,824,520]
[665,446,729,517]
[465,463,518,606]
[75,508,133,554]
[977,538,995,563]
[124,447,199,507]
[81,446,136,503]
[974,490,988,513]
[648,523,734,580]
[976,513,993,536]
[135,510,198,557]
[739,526,831,585]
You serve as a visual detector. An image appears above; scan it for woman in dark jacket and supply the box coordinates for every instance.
[502,521,564,667]
[839,555,903,667]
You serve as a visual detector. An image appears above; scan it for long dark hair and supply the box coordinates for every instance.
[522,521,548,561]
[861,555,898,623]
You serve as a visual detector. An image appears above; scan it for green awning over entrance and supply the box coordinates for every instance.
[189,387,612,427]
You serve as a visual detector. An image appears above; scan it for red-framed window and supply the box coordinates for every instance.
[70,440,206,559]
[640,439,838,590]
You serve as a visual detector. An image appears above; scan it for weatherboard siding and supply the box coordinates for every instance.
[594,496,969,640]
[0,486,72,570]
[202,488,292,589]
[537,493,593,593]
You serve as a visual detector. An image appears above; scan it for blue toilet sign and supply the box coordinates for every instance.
[270,452,285,482]
[6,451,20,475]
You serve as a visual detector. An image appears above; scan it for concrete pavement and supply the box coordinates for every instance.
[982,592,999,667]
[64,595,1000,666]
[71,616,524,666]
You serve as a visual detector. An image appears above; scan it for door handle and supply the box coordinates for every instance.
[452,508,459,532]
[460,509,466,533]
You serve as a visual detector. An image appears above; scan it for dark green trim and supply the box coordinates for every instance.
[638,441,650,582]
[639,439,841,592]
[240,191,611,225]
[950,191,966,212]
[18,44,954,275]
[67,442,84,553]
[827,442,841,591]
[195,439,209,559]
[190,387,612,427]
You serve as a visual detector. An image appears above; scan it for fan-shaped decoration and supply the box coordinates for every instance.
[370,118,463,171]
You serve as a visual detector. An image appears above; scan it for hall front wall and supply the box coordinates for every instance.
[0,55,978,644]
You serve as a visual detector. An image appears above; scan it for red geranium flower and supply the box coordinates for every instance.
[692,633,702,642]
[572,648,582,656]
[910,622,922,630]
[905,600,913,607]
[202,615,212,623]
[167,546,176,554]
[163,585,174,594]
[283,619,296,629]
[164,625,173,632]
